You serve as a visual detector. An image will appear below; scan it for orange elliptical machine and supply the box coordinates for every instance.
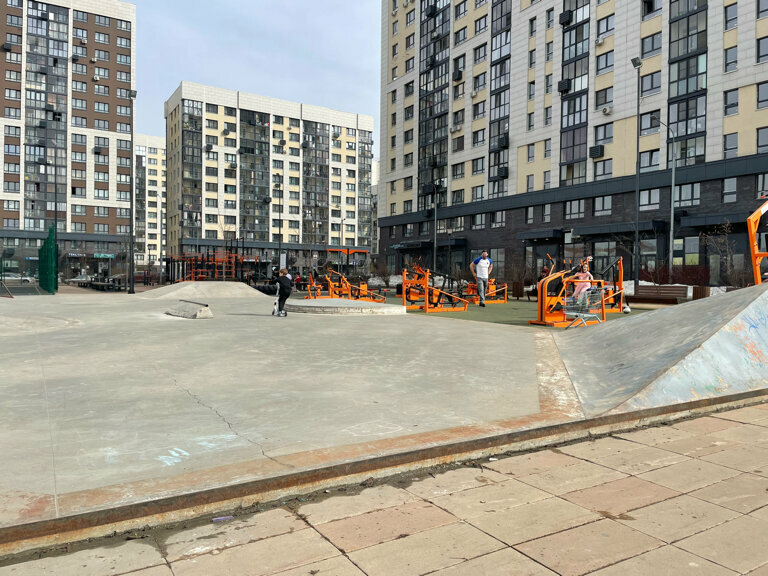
[304,269,385,302]
[748,199,768,286]
[401,265,470,313]
[529,255,630,328]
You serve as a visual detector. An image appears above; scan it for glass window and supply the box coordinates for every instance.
[725,89,739,115]
[640,188,660,210]
[595,123,613,144]
[642,32,662,57]
[674,183,701,207]
[594,195,612,216]
[594,159,612,181]
[640,149,660,172]
[723,177,737,203]
[724,133,738,158]
[565,199,585,219]
[597,14,614,36]
[597,51,614,74]
[759,127,768,153]
[725,3,738,29]
[641,71,661,95]
[725,46,738,72]
[759,37,768,62]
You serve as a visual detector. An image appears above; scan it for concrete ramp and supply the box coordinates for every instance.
[556,283,768,418]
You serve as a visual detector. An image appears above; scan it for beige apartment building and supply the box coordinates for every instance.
[133,133,165,269]
[380,0,768,285]
[164,82,375,276]
[0,0,136,280]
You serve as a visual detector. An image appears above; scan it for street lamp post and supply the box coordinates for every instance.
[432,188,438,278]
[631,57,643,293]
[651,113,679,283]
[273,185,283,270]
[128,89,137,294]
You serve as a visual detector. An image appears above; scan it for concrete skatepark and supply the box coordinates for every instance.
[1,281,768,555]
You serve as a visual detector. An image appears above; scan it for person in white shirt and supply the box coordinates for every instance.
[469,250,493,307]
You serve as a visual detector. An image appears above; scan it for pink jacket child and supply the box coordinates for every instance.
[572,263,593,300]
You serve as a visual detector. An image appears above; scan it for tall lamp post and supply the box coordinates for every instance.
[651,113,679,283]
[273,184,283,270]
[128,89,137,294]
[631,57,643,293]
[432,187,438,277]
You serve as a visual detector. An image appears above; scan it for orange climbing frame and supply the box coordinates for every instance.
[748,200,768,285]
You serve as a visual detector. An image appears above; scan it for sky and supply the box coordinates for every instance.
[131,0,381,152]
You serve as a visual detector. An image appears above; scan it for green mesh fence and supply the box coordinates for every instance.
[38,226,58,294]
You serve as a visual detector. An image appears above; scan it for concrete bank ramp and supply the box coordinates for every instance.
[140,280,268,300]
[556,283,768,418]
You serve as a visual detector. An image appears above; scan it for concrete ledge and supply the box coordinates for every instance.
[286,298,406,315]
[3,387,768,558]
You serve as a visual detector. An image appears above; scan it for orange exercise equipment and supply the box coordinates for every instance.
[401,265,470,313]
[748,200,768,285]
[460,278,508,304]
[304,270,385,302]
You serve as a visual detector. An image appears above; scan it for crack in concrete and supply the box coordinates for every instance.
[173,379,289,469]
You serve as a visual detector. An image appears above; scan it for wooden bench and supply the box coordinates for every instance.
[631,284,688,305]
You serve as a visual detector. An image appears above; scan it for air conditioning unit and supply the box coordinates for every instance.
[498,167,509,178]
[92,75,100,81]
[90,57,97,63]
[452,69,463,82]
[404,0,409,6]
[94,146,103,154]
[279,139,286,146]
[559,9,573,26]
[229,162,237,169]
[205,144,213,151]
[71,55,79,62]
[223,129,230,135]
[595,36,604,46]
[449,126,457,133]
[80,38,87,45]
[301,141,310,149]
[589,145,605,159]
[601,105,613,115]
[1,43,12,51]
[558,78,572,93]
[497,134,509,149]
[470,90,478,98]
[425,4,437,17]
[392,9,397,16]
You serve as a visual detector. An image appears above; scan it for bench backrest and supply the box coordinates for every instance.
[635,285,687,297]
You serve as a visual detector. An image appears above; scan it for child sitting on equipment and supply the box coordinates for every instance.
[572,262,593,302]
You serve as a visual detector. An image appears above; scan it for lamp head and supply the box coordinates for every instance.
[631,57,642,69]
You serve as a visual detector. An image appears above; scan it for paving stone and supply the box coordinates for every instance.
[712,406,768,424]
[672,416,742,436]
[484,449,581,477]
[689,473,768,514]
[298,485,418,525]
[617,426,695,446]
[405,467,509,500]
[269,555,366,576]
[429,547,558,575]
[588,545,738,576]
[656,435,735,458]
[347,522,504,576]
[169,528,340,576]
[746,562,768,575]
[591,444,690,475]
[516,519,662,576]
[562,476,679,516]
[638,459,741,493]
[556,436,643,461]
[710,424,768,444]
[162,508,306,562]
[314,500,457,553]
[517,459,626,496]
[749,505,768,522]
[119,568,174,576]
[0,540,164,576]
[699,445,768,474]
[465,496,600,545]
[429,478,549,519]
[677,516,768,574]
[616,495,739,543]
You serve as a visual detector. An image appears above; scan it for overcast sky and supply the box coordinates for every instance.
[131,0,381,152]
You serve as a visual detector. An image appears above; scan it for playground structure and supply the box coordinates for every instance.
[530,255,629,328]
[748,199,768,285]
[401,265,470,313]
[459,278,508,305]
[305,269,385,303]
[166,250,256,284]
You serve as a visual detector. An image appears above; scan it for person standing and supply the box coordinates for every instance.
[270,268,293,317]
[470,250,493,307]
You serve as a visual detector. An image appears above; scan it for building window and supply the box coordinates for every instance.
[544,171,551,189]
[472,185,485,200]
[472,129,485,146]
[597,51,614,75]
[491,211,505,228]
[528,81,535,100]
[406,33,414,49]
[760,37,768,63]
[471,214,486,230]
[594,159,612,180]
[527,144,535,162]
[597,14,614,37]
[529,49,536,68]
[473,101,485,119]
[641,71,661,95]
[565,199,585,219]
[674,183,701,207]
[642,32,662,57]
[452,163,465,179]
[474,44,487,63]
[529,17,537,37]
[542,203,551,222]
[546,41,553,62]
[452,189,464,204]
[526,206,534,223]
[406,9,415,26]
[546,8,554,27]
[643,0,662,18]
[725,89,739,115]
[640,110,660,135]
[640,188,660,210]
[452,136,464,152]
[475,15,488,33]
[595,123,613,144]
[759,127,768,153]
[594,195,612,216]
[472,157,485,174]
[595,87,613,107]
[455,0,467,19]
[725,3,738,29]
[455,27,467,45]
[527,112,534,130]
[724,133,738,158]
[758,174,768,198]
[544,139,551,158]
[545,106,552,126]
[725,46,738,72]
[474,73,487,91]
[526,175,534,192]
[640,149,660,172]
[723,177,737,203]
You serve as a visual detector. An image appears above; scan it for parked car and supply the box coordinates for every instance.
[2,272,34,283]
[64,274,92,285]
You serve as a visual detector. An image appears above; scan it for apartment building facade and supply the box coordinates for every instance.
[133,133,165,269]
[0,0,135,279]
[164,82,375,276]
[380,0,768,284]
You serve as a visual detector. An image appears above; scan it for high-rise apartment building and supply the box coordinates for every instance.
[0,0,135,280]
[134,133,165,269]
[164,82,375,276]
[380,0,768,284]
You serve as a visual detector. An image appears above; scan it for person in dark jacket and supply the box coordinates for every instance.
[270,268,292,317]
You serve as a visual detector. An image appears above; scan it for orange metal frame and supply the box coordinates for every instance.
[529,257,607,328]
[461,279,508,304]
[304,270,385,303]
[401,265,470,313]
[747,200,768,285]
[169,252,244,282]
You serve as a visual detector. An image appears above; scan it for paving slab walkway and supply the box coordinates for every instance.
[4,404,768,574]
